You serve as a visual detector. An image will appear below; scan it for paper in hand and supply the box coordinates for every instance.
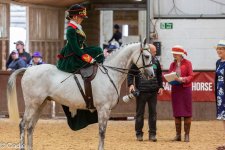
[164,72,181,85]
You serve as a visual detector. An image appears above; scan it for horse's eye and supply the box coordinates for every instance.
[144,55,150,59]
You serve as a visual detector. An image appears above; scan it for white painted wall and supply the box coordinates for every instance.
[100,10,113,48]
[155,19,225,70]
[154,0,225,15]
[138,11,146,39]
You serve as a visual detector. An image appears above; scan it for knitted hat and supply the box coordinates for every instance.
[32,51,42,58]
[171,45,187,56]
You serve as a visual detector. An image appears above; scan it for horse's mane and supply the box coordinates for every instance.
[104,42,140,62]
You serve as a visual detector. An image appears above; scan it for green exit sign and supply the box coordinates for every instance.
[160,22,173,29]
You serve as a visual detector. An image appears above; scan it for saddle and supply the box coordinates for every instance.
[74,64,98,109]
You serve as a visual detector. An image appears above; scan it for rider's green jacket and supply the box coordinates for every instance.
[57,21,104,73]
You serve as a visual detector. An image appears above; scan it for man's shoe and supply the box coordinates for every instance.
[136,135,143,141]
[149,135,157,142]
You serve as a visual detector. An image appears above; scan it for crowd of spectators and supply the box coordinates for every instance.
[6,40,44,71]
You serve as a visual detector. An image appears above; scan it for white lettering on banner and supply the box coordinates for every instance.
[163,82,213,92]
[192,82,213,91]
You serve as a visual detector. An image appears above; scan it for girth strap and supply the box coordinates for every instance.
[74,75,95,109]
[84,80,95,109]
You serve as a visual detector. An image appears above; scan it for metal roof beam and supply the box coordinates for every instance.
[93,3,146,10]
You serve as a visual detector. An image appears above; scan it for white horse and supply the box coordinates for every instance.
[7,43,154,150]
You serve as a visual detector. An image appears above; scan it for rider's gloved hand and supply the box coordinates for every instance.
[81,54,95,64]
[90,59,96,64]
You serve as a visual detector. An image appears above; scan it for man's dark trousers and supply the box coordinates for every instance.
[135,92,157,137]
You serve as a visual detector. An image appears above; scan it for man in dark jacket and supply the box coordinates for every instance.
[6,40,31,68]
[127,44,163,142]
[108,24,122,46]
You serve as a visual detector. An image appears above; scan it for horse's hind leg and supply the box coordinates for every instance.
[97,107,111,150]
[23,100,47,150]
[19,118,26,150]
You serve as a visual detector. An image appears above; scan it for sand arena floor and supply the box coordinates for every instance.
[0,119,224,150]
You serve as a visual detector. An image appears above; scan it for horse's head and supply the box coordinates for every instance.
[132,43,155,77]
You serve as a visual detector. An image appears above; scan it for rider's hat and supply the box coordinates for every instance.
[66,4,88,20]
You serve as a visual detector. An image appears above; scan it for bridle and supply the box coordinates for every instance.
[99,45,153,109]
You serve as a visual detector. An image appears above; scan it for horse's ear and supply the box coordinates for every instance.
[143,38,147,46]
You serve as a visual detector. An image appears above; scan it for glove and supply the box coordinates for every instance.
[90,59,96,64]
[81,54,94,64]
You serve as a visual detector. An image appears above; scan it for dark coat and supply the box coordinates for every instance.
[108,31,122,45]
[127,57,163,92]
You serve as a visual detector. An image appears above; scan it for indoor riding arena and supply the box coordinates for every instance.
[0,119,223,150]
[0,71,223,150]
[1,0,225,150]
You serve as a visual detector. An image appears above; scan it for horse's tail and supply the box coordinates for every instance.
[7,68,27,122]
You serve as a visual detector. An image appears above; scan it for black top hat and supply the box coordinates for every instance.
[67,4,88,19]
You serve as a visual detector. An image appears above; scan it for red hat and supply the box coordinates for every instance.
[171,45,187,56]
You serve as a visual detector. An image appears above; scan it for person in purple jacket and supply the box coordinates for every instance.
[28,51,45,67]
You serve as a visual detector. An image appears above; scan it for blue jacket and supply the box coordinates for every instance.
[7,58,27,71]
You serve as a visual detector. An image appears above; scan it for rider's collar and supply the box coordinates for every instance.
[70,20,83,31]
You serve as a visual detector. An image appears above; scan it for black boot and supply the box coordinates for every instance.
[184,117,191,142]
[136,134,143,141]
[149,134,157,142]
[172,117,181,141]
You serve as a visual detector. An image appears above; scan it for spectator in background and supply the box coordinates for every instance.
[127,44,163,142]
[108,24,122,46]
[15,40,31,64]
[28,51,44,67]
[215,40,225,150]
[6,40,31,68]
[168,45,193,142]
[7,50,27,71]
[103,41,120,57]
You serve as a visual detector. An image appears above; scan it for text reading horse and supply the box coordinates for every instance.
[7,43,154,150]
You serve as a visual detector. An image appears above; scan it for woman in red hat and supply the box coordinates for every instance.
[168,45,193,142]
[57,4,104,73]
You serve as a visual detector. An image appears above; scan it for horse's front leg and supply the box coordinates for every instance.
[97,107,111,150]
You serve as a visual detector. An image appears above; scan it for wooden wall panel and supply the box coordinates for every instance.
[0,2,9,70]
[114,10,138,35]
[28,6,65,64]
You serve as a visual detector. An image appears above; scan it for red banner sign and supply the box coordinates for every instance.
[158,72,215,102]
